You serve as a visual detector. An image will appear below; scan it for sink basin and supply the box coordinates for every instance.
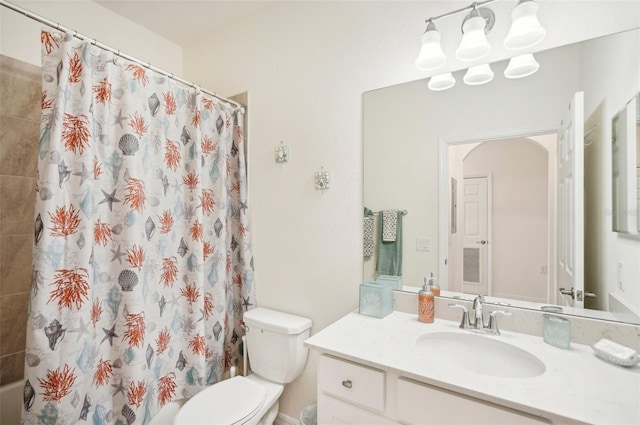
[416,332,545,379]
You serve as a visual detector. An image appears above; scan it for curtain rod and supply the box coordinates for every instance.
[0,0,243,110]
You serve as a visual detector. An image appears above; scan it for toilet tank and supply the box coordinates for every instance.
[244,308,312,384]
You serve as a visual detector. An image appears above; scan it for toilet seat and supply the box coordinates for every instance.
[174,376,267,425]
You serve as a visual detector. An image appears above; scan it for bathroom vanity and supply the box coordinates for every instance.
[305,311,640,424]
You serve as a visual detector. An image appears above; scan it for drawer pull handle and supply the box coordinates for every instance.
[341,379,352,389]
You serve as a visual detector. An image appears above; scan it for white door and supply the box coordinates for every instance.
[556,92,584,308]
[462,177,490,296]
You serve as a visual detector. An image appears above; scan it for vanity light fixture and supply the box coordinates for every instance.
[504,53,539,78]
[463,63,494,85]
[416,0,545,90]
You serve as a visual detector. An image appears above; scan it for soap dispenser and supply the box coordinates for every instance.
[427,272,440,296]
[418,279,434,323]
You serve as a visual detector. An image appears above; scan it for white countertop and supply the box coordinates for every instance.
[305,311,640,424]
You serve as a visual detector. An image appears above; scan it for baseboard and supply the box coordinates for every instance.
[275,412,299,425]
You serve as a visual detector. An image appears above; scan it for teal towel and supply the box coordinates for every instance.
[375,211,402,276]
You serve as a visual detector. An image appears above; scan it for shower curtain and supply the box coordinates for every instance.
[22,30,255,425]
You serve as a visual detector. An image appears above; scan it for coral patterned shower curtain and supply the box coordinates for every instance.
[22,30,255,425]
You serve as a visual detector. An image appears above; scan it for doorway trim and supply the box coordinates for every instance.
[438,124,560,297]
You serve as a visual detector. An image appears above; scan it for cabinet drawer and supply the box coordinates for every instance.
[318,394,399,425]
[397,378,549,425]
[318,355,385,412]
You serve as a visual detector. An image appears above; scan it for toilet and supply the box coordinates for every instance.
[174,308,312,425]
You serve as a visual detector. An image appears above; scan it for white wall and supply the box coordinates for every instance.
[182,1,640,419]
[581,29,640,320]
[1,0,182,74]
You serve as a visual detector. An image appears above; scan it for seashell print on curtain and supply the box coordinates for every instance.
[23,30,255,425]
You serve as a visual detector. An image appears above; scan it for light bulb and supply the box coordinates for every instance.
[456,12,491,62]
[415,25,447,71]
[504,54,540,79]
[463,64,494,85]
[504,0,546,50]
[428,73,456,91]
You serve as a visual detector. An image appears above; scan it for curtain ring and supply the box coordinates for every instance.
[89,39,100,57]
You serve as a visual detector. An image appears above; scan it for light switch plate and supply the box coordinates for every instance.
[416,238,430,251]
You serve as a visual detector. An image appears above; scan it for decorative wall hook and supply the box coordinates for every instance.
[315,167,330,190]
[275,142,289,163]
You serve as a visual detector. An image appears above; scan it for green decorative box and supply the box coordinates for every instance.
[359,282,393,318]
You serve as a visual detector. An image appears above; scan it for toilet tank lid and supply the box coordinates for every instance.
[244,308,312,334]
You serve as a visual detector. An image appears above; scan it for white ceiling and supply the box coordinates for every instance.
[95,0,274,47]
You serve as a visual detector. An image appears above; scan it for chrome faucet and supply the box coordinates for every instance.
[448,295,512,335]
[472,295,485,329]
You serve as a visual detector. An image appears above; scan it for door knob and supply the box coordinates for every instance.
[558,287,575,299]
[476,240,487,245]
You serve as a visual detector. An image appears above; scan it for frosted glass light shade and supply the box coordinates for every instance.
[504,54,539,79]
[463,64,494,85]
[456,15,491,61]
[504,0,546,50]
[428,73,456,91]
[415,28,446,70]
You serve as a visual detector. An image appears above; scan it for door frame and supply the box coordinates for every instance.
[438,124,560,299]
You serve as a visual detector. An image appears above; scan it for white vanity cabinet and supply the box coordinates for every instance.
[306,312,640,425]
[317,354,549,425]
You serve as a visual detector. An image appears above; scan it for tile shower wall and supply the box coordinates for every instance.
[0,54,40,386]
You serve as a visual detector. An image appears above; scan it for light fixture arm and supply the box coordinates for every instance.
[425,0,499,24]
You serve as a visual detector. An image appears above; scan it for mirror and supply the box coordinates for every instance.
[612,92,640,235]
[363,28,640,325]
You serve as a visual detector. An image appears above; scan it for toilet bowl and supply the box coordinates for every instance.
[173,308,312,425]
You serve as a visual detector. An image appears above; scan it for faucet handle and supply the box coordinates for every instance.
[487,310,512,335]
[448,304,470,329]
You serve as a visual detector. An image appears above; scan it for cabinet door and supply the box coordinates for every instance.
[318,354,385,412]
[397,378,549,424]
[318,394,399,425]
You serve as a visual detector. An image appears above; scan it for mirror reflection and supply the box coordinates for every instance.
[364,28,640,325]
[612,92,640,235]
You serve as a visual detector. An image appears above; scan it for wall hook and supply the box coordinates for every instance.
[275,141,289,163]
[315,167,330,190]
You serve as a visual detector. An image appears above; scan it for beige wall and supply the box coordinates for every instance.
[0,55,40,386]
[462,139,549,303]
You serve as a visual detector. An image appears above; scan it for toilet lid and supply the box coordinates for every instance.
[175,376,267,425]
